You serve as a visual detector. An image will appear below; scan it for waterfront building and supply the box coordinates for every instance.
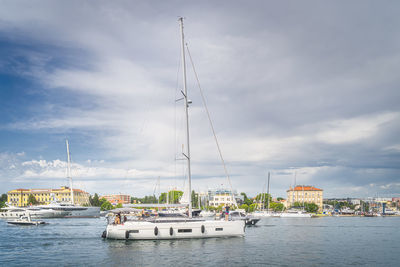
[7,186,90,207]
[208,188,243,207]
[286,185,323,211]
[374,197,392,202]
[101,194,131,205]
[347,198,361,205]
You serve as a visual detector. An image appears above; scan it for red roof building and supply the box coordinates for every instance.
[286,185,324,212]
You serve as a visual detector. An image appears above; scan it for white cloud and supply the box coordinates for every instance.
[315,112,399,144]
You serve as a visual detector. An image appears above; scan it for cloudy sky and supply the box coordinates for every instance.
[0,0,399,198]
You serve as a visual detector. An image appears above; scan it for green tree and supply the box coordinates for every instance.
[90,193,101,206]
[270,202,285,211]
[241,192,253,206]
[248,203,257,213]
[99,197,108,206]
[115,203,123,209]
[159,190,183,204]
[171,190,183,203]
[0,193,7,208]
[305,203,319,213]
[142,195,158,203]
[191,190,198,208]
[360,200,370,212]
[27,194,38,205]
[292,201,303,208]
[240,204,249,212]
[255,193,272,209]
[277,197,284,201]
[100,200,114,211]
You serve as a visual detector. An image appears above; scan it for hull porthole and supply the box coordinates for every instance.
[169,227,173,236]
[125,230,129,239]
[201,225,205,234]
[154,226,159,236]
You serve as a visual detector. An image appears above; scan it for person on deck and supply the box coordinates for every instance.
[225,205,230,221]
[114,213,121,224]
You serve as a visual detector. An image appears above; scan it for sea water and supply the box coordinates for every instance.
[0,216,399,266]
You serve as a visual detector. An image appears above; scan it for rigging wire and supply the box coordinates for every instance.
[185,45,238,207]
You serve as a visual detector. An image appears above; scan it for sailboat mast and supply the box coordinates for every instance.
[267,172,270,213]
[167,186,169,205]
[66,139,74,205]
[179,17,192,218]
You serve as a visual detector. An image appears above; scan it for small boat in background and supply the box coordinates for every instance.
[229,211,261,225]
[279,210,313,218]
[7,214,47,226]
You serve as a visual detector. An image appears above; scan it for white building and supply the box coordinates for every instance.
[208,188,242,207]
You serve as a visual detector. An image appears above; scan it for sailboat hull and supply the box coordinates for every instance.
[105,220,245,240]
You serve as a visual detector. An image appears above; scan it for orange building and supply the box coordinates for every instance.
[101,194,131,205]
[286,185,323,211]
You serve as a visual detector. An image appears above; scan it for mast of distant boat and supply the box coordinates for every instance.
[302,185,305,212]
[66,139,74,205]
[267,172,270,214]
[179,17,192,218]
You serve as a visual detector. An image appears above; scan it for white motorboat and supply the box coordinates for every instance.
[279,210,313,218]
[340,207,355,215]
[0,206,68,219]
[7,214,47,225]
[252,210,278,217]
[104,18,245,240]
[229,211,260,226]
[38,202,100,218]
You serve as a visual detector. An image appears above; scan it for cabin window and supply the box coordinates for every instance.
[130,230,139,233]
[215,228,223,231]
[178,229,192,233]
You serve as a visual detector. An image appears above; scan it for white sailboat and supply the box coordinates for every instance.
[38,140,100,218]
[104,18,245,240]
[253,172,276,217]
